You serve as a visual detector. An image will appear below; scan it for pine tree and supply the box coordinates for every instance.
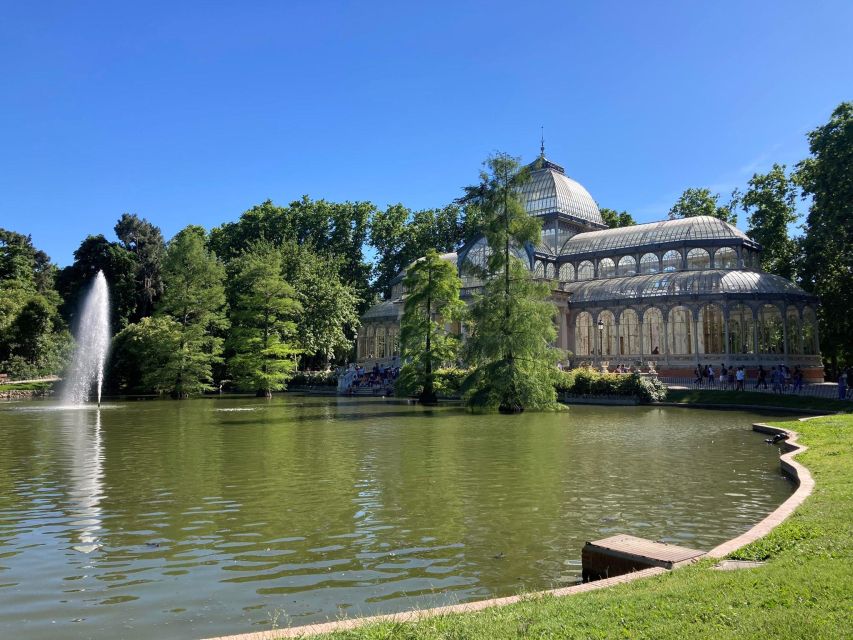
[158,226,228,397]
[397,249,463,404]
[227,242,301,396]
[460,154,560,413]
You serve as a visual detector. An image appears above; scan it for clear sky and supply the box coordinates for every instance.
[1,0,851,266]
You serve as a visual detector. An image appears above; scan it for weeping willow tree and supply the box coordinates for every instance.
[396,249,463,405]
[459,153,560,413]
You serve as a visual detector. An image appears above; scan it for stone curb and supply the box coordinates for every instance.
[202,416,818,640]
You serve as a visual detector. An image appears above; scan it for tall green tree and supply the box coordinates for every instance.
[0,230,70,378]
[459,153,559,413]
[396,249,464,404]
[227,242,301,396]
[157,226,228,397]
[668,187,738,224]
[57,235,138,332]
[740,164,799,279]
[369,204,465,298]
[599,207,636,228]
[114,213,166,320]
[795,102,853,373]
[279,242,360,369]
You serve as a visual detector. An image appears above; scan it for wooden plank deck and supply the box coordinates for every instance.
[582,534,705,581]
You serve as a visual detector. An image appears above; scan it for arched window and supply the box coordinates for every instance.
[758,304,784,354]
[619,309,640,355]
[575,312,594,356]
[599,311,617,356]
[375,327,386,359]
[687,248,711,270]
[662,250,682,272]
[640,253,660,274]
[803,307,818,355]
[668,306,693,355]
[643,307,664,355]
[559,263,574,281]
[577,261,594,280]
[598,258,616,278]
[387,327,399,357]
[366,325,376,359]
[534,260,545,278]
[728,304,754,354]
[700,304,724,354]
[786,306,802,355]
[617,256,637,276]
[545,262,555,279]
[715,247,737,269]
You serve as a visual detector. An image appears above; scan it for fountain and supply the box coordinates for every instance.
[62,271,110,406]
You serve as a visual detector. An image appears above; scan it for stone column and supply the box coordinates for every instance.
[781,305,789,361]
[723,305,731,359]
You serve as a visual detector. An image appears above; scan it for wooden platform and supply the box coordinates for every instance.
[582,534,705,581]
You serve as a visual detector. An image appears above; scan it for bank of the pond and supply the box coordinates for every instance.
[262,412,851,640]
[666,388,852,414]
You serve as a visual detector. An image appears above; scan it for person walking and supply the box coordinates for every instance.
[720,364,728,390]
[735,366,745,391]
[792,366,803,393]
[706,364,715,388]
[839,369,848,400]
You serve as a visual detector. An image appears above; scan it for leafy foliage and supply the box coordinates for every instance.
[226,242,301,395]
[795,102,853,373]
[114,213,166,320]
[396,249,464,404]
[554,369,667,403]
[156,226,228,396]
[668,187,738,224]
[459,154,559,413]
[741,164,799,279]
[599,207,636,228]
[109,315,184,394]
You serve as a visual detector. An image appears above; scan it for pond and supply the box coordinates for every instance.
[0,397,793,639]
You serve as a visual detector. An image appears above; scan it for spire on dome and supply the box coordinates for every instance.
[540,126,545,158]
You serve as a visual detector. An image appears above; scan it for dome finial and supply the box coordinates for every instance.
[540,126,545,158]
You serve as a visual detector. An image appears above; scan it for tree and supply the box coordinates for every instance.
[157,226,228,397]
[114,213,166,320]
[599,207,636,228]
[740,164,799,279]
[668,187,738,224]
[226,242,301,396]
[279,243,360,369]
[108,316,183,394]
[459,153,559,413]
[57,235,138,332]
[396,249,463,404]
[369,204,464,298]
[795,102,853,374]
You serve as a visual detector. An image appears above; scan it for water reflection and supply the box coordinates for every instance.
[61,409,104,554]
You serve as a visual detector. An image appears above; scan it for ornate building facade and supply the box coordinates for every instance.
[358,153,823,380]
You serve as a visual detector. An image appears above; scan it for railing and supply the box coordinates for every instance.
[659,376,850,401]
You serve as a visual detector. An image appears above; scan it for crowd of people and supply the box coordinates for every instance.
[338,360,400,396]
[692,363,806,394]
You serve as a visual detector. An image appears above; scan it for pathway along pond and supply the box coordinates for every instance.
[0,397,793,640]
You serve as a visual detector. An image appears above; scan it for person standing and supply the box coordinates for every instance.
[756,365,768,390]
[839,369,848,400]
[720,364,728,389]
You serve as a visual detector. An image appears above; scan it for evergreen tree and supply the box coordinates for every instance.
[114,213,166,320]
[668,187,738,224]
[396,249,463,404]
[741,164,799,279]
[157,226,228,397]
[226,242,301,396]
[795,102,853,373]
[459,153,559,413]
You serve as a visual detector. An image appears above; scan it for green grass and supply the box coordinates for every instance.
[666,388,852,413]
[0,381,54,392]
[298,413,853,640]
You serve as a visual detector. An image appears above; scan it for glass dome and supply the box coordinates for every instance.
[517,157,604,227]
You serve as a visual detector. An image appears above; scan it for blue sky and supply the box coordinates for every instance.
[1,1,851,266]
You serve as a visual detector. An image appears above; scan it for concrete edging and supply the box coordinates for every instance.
[202,417,818,640]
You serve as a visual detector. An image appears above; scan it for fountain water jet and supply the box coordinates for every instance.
[62,271,110,406]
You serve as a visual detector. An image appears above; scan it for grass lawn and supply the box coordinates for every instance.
[665,388,852,413]
[303,412,852,640]
[0,381,54,392]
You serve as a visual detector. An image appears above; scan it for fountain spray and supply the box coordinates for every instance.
[62,271,111,406]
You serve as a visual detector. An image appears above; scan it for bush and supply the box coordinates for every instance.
[554,368,667,404]
[289,370,338,387]
[397,367,471,398]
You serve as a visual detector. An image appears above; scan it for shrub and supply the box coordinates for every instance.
[289,370,338,387]
[554,368,667,404]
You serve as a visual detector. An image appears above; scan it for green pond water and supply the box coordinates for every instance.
[0,396,793,639]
